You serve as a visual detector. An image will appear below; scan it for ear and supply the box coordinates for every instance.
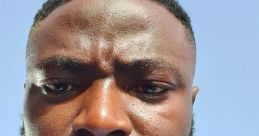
[191,86,199,104]
[24,82,28,90]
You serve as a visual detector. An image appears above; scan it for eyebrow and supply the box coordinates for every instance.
[35,56,93,72]
[34,56,184,84]
[114,58,184,83]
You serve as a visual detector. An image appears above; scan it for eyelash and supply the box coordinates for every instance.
[40,79,81,101]
[129,81,176,103]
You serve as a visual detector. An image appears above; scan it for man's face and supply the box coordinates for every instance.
[24,0,198,135]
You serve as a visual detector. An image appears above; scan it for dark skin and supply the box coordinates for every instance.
[24,0,198,135]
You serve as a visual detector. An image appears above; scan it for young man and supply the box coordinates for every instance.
[23,0,198,135]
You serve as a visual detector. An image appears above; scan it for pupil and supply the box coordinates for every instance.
[144,85,155,93]
[54,83,66,91]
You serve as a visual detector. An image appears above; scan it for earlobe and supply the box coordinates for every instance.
[191,86,199,104]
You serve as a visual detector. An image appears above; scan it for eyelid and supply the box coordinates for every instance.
[38,78,83,102]
[39,78,82,93]
[127,80,176,103]
[39,78,77,86]
[40,78,67,83]
[136,80,176,89]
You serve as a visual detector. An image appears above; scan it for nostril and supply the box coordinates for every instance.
[108,130,127,136]
[75,129,94,136]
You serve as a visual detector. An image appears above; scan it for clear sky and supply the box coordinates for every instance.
[0,0,258,135]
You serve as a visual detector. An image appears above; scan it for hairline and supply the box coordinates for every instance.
[31,0,195,45]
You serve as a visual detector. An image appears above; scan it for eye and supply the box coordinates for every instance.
[42,82,72,94]
[131,81,175,103]
[137,83,166,94]
[40,79,81,100]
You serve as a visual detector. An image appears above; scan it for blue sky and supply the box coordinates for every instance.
[0,0,258,135]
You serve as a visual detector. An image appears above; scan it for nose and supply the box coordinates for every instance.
[73,79,132,136]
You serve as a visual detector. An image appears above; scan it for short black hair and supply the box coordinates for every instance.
[32,0,195,44]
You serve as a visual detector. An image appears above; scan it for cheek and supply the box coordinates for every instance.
[24,94,80,136]
[159,92,193,136]
[126,91,192,136]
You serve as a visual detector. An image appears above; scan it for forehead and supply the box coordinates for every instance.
[32,0,185,39]
[40,0,153,33]
[28,0,194,83]
[31,0,188,40]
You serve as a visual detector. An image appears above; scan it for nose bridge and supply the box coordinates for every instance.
[93,37,114,74]
[73,78,132,135]
[90,78,118,118]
